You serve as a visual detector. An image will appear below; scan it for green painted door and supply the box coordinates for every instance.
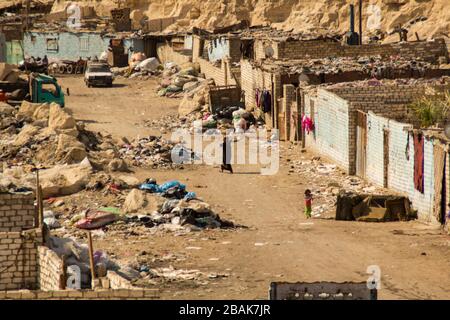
[6,40,24,65]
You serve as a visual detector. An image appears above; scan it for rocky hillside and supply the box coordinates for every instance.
[51,0,449,41]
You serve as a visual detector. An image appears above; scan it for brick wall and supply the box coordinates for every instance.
[271,38,448,62]
[197,57,237,87]
[240,59,275,127]
[325,84,449,174]
[0,192,36,232]
[0,229,42,291]
[0,288,159,300]
[311,88,351,170]
[365,112,436,221]
[366,112,389,187]
[156,43,192,65]
[38,246,65,291]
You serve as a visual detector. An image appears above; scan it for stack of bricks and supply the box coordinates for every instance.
[0,192,36,232]
[37,246,65,291]
[0,229,42,291]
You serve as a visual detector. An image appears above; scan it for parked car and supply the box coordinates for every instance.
[84,62,114,87]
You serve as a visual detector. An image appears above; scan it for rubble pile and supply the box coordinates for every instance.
[0,101,129,172]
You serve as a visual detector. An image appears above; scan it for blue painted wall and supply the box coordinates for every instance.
[24,31,143,61]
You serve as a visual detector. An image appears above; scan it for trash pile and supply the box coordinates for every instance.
[46,179,235,236]
[157,62,207,98]
[142,114,189,133]
[121,179,235,231]
[118,135,189,168]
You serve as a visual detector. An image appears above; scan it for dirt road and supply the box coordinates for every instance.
[61,75,450,300]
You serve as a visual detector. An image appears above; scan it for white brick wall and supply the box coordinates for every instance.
[364,114,436,222]
[366,112,389,186]
[312,89,350,170]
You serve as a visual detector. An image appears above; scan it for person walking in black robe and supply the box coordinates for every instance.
[221,135,233,173]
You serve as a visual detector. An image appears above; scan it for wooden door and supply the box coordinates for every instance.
[356,111,367,178]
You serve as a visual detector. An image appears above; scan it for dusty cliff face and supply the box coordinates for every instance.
[51,0,449,40]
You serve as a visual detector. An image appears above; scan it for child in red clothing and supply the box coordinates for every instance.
[304,189,313,218]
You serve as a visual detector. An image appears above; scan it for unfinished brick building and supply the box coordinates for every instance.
[0,189,158,299]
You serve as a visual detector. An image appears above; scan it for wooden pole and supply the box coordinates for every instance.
[38,185,44,229]
[87,231,96,286]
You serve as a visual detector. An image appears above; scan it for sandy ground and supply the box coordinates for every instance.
[58,75,450,300]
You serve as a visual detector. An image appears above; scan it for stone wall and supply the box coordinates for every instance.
[38,245,65,291]
[0,192,36,232]
[0,229,42,291]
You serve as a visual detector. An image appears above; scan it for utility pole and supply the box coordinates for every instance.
[359,0,363,45]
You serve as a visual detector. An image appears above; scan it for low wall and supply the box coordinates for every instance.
[38,246,65,291]
[0,288,159,300]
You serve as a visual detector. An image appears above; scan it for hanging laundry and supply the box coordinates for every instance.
[255,88,261,108]
[262,90,271,113]
[302,115,314,134]
[413,133,424,193]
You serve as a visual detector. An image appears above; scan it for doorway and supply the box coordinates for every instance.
[356,111,367,178]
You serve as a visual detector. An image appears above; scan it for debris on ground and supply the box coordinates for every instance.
[117,135,193,168]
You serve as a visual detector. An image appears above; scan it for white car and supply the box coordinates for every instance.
[84,63,114,87]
